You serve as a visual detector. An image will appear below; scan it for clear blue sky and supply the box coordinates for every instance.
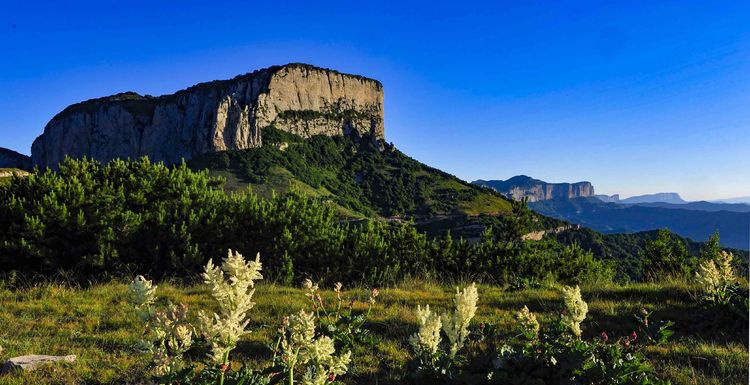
[1,1,748,201]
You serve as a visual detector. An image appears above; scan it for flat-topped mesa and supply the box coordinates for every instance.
[473,175,595,202]
[31,63,384,168]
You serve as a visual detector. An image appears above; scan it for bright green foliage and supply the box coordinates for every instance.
[0,157,610,285]
[700,231,722,262]
[0,157,227,276]
[643,229,692,278]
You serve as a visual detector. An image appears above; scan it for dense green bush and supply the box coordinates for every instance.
[0,157,611,285]
[642,229,693,279]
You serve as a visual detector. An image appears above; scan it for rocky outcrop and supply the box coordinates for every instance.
[473,175,594,202]
[1,355,76,374]
[31,64,384,168]
[595,194,620,203]
[0,147,32,170]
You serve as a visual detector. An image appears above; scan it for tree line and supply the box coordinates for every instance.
[0,157,615,285]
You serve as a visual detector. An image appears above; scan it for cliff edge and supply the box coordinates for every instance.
[31,64,384,168]
[473,175,595,202]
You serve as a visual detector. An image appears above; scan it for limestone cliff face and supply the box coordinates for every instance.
[473,175,595,202]
[31,64,384,168]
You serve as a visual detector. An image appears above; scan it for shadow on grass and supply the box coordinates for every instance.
[648,346,749,381]
[585,285,692,303]
[586,304,748,346]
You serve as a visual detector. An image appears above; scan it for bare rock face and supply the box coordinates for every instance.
[31,64,384,168]
[1,355,76,374]
[473,175,595,202]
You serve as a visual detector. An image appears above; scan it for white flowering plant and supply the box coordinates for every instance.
[407,283,480,380]
[488,290,673,385]
[128,275,194,379]
[515,305,540,341]
[694,250,748,320]
[299,279,379,351]
[129,251,269,385]
[128,252,378,385]
[198,250,263,366]
[560,285,588,338]
[270,309,352,385]
[264,280,379,385]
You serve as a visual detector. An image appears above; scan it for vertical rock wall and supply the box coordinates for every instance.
[31,64,384,168]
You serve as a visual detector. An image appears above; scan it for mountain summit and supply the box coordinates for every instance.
[31,64,384,168]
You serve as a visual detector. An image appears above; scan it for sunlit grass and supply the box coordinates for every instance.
[0,280,746,384]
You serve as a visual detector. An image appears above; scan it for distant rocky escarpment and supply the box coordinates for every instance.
[619,192,686,205]
[595,194,620,203]
[31,63,384,168]
[473,175,594,202]
[0,148,32,170]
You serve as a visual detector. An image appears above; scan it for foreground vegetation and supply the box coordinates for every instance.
[0,277,746,385]
[1,137,746,384]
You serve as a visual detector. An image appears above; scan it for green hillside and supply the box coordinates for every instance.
[188,127,512,219]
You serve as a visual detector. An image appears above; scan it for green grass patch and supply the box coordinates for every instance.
[0,281,745,384]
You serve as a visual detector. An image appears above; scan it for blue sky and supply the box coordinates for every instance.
[1,1,748,200]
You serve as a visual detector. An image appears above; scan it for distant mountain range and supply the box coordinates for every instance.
[528,197,749,249]
[472,175,750,249]
[712,196,750,205]
[634,201,750,213]
[619,192,687,204]
[594,192,687,204]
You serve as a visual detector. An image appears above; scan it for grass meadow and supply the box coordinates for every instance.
[0,279,747,385]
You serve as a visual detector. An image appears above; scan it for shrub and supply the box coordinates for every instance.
[0,157,615,286]
[643,229,692,279]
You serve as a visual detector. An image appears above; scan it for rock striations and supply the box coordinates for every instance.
[473,175,595,202]
[31,64,384,168]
